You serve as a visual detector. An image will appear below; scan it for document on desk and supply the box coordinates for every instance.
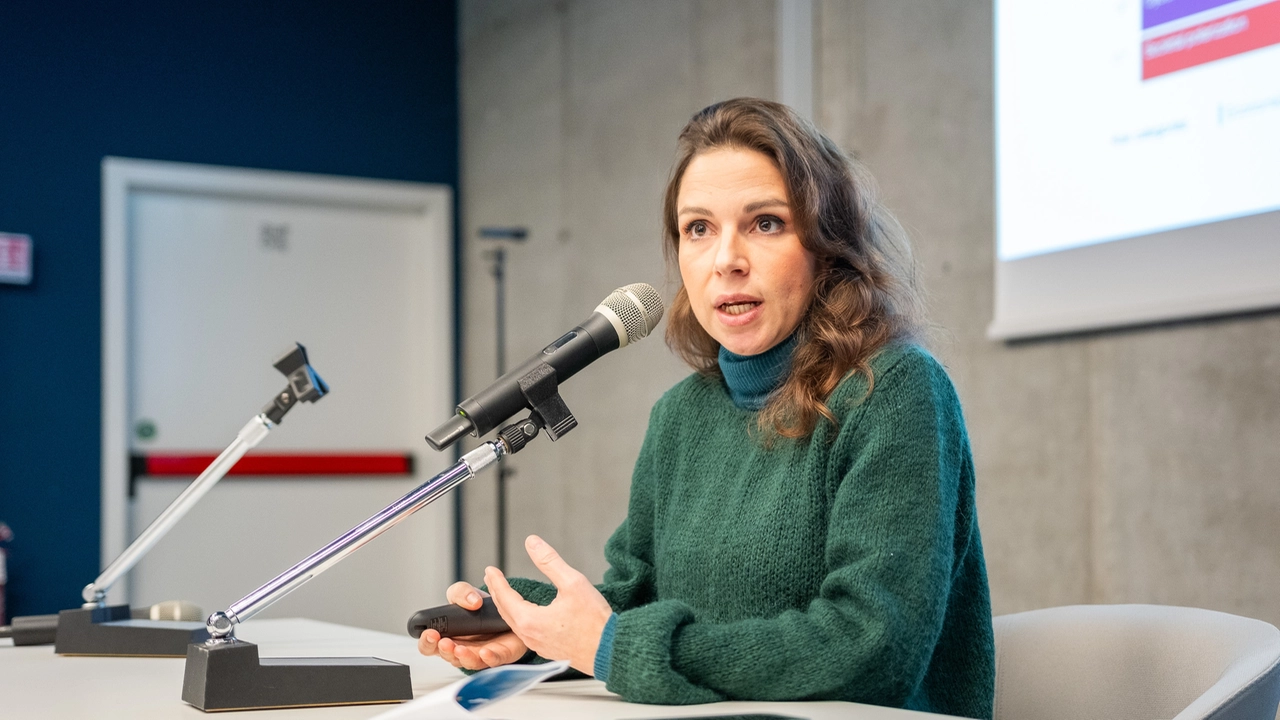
[372,660,570,718]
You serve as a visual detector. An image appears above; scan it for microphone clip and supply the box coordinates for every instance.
[261,343,329,425]
[516,362,577,441]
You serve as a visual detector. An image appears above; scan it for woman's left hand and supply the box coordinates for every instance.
[484,535,614,676]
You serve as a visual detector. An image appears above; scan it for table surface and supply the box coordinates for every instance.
[0,618,954,719]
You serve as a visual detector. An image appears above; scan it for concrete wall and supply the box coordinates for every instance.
[457,0,775,584]
[458,0,1280,627]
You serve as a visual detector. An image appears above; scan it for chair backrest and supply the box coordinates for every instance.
[993,604,1280,720]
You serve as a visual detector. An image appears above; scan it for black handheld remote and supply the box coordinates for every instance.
[407,597,511,639]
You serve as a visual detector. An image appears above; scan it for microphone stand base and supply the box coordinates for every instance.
[182,638,412,712]
[54,605,211,656]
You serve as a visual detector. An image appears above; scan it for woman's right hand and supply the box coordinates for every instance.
[416,581,529,671]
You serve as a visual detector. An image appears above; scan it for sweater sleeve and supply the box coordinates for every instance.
[604,355,966,705]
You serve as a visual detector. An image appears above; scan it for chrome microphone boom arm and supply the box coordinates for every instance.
[206,436,518,639]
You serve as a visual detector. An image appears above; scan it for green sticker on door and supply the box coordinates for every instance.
[135,419,157,441]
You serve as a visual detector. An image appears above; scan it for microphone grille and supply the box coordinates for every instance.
[601,283,665,344]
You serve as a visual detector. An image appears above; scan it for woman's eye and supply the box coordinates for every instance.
[685,220,708,238]
[756,216,784,233]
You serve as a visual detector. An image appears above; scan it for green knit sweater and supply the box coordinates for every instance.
[506,344,995,717]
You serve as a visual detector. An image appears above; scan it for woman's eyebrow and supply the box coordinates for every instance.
[677,206,713,217]
[743,199,788,212]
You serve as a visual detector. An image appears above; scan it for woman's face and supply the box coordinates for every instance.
[676,147,817,356]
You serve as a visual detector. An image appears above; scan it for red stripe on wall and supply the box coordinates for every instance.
[139,453,414,476]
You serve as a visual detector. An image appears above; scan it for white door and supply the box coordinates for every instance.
[102,158,454,634]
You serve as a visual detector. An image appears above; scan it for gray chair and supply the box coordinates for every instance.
[993,604,1280,720]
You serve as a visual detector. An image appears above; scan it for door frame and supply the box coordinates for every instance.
[101,157,452,605]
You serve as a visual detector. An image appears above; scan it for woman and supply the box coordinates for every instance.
[420,98,995,718]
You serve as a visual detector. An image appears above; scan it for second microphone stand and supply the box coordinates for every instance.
[481,226,527,571]
[47,344,327,656]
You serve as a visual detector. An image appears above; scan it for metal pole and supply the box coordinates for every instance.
[492,246,509,571]
[476,226,526,576]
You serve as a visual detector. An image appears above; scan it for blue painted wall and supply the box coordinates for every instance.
[0,0,458,617]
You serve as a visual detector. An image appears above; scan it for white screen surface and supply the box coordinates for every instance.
[992,0,1280,338]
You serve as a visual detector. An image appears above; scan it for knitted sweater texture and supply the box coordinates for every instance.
[506,344,995,718]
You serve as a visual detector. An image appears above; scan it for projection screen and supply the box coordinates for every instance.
[991,0,1280,339]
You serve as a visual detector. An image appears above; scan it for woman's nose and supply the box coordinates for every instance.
[713,229,749,276]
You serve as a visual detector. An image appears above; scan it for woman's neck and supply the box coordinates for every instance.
[717,333,799,411]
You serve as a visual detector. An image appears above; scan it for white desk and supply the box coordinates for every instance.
[0,618,952,719]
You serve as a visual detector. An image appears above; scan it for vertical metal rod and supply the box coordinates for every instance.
[492,246,509,571]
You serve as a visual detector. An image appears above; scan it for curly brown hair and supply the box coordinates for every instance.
[663,98,926,439]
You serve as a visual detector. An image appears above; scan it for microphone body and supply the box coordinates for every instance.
[460,312,618,440]
[427,283,663,450]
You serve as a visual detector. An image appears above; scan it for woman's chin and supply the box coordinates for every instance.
[719,334,774,356]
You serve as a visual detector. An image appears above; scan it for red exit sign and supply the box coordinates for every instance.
[0,233,32,285]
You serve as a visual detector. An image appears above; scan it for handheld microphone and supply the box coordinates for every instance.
[426,282,664,451]
[407,597,508,639]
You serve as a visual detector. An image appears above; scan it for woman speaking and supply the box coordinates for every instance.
[419,98,995,719]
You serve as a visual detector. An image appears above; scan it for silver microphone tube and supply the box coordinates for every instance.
[83,414,274,606]
[206,440,505,639]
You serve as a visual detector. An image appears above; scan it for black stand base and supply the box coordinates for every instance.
[182,638,412,712]
[54,605,210,656]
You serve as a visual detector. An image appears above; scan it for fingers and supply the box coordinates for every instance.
[438,638,485,670]
[431,636,459,667]
[473,632,528,666]
[523,535,584,589]
[417,628,441,656]
[446,581,487,610]
[484,565,531,630]
[434,633,526,670]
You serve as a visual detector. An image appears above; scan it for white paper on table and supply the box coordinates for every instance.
[372,660,571,719]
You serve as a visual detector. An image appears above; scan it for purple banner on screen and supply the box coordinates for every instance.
[1144,0,1242,28]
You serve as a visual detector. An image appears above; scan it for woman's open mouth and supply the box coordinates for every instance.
[714,295,765,326]
[719,301,761,316]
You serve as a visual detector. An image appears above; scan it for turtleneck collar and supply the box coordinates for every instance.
[717,332,799,411]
